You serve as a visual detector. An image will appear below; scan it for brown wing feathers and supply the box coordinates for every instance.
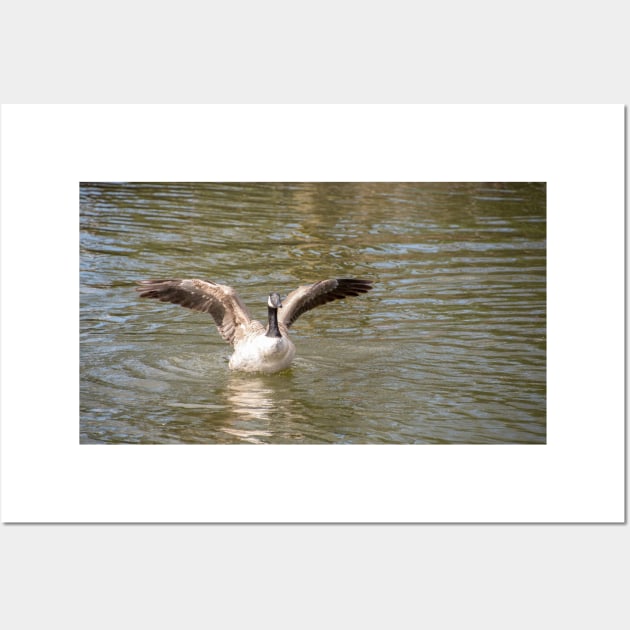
[279,278,373,328]
[136,279,251,344]
[136,277,373,340]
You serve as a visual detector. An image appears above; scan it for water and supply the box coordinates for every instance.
[80,182,546,444]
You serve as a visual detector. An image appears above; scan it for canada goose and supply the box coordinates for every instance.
[136,278,373,373]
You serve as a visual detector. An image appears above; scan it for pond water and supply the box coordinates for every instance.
[80,182,546,444]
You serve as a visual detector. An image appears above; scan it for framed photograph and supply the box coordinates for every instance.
[1,105,623,522]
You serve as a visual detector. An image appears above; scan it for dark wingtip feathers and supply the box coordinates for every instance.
[135,279,198,308]
[332,278,374,298]
[136,279,180,299]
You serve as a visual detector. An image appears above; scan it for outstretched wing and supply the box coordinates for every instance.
[278,278,373,329]
[136,279,252,345]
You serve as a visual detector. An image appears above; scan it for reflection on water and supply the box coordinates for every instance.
[221,377,276,443]
[80,182,546,444]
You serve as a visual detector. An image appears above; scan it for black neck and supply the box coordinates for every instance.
[266,306,282,338]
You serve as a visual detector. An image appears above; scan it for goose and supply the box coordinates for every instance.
[136,278,373,373]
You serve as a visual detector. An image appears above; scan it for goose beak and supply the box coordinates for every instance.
[268,292,283,308]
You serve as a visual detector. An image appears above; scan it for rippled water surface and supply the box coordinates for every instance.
[80,182,546,444]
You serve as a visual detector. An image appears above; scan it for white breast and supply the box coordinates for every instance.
[229,333,296,373]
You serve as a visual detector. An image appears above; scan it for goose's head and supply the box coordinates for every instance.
[268,292,283,309]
